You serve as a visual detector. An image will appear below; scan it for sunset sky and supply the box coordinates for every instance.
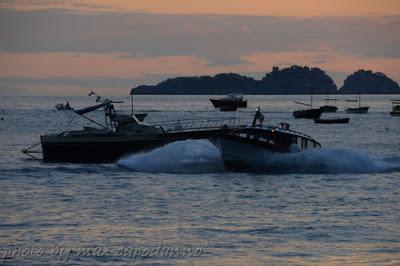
[0,0,399,94]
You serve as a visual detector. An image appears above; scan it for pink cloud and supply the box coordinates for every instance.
[0,50,399,88]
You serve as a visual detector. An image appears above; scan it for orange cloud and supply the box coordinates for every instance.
[2,0,400,16]
[1,51,399,86]
[0,52,210,78]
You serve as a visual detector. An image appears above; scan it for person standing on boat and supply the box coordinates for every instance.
[252,107,265,127]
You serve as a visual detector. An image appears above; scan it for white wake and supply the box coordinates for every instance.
[117,140,224,174]
[117,140,400,174]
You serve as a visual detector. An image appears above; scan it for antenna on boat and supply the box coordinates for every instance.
[311,94,313,109]
[308,81,313,109]
[131,95,134,116]
[130,87,135,116]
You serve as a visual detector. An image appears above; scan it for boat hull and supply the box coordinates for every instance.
[209,99,247,109]
[320,105,338,113]
[210,127,321,171]
[210,137,284,170]
[390,112,400,116]
[41,128,231,163]
[293,108,323,119]
[41,137,162,163]
[346,107,369,114]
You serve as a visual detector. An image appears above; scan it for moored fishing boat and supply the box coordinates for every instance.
[390,99,400,116]
[293,95,323,119]
[320,96,338,113]
[346,106,369,114]
[210,94,247,111]
[320,105,338,113]
[345,92,369,114]
[293,108,323,119]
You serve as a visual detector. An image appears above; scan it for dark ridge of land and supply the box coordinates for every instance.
[131,66,399,95]
[338,69,400,94]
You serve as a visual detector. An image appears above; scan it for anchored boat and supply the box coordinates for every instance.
[210,108,321,170]
[320,96,338,113]
[210,94,247,111]
[346,92,369,114]
[293,95,323,119]
[390,99,400,116]
[293,107,323,119]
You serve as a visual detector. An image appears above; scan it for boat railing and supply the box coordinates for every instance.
[152,117,243,133]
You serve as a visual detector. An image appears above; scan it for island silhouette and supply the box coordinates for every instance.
[339,70,400,94]
[131,66,400,95]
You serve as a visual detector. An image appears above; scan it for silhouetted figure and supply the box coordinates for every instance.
[252,107,265,127]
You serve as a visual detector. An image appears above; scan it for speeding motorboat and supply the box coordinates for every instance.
[23,95,242,162]
[210,108,321,170]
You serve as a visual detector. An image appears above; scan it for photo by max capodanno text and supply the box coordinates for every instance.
[1,243,204,263]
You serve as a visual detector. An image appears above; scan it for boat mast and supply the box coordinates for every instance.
[308,81,313,109]
[130,87,135,116]
[131,94,134,116]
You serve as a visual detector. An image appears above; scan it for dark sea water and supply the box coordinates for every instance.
[0,95,399,265]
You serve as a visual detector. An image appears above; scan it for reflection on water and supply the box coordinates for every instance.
[0,95,399,265]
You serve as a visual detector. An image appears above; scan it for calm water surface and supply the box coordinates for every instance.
[0,95,399,265]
